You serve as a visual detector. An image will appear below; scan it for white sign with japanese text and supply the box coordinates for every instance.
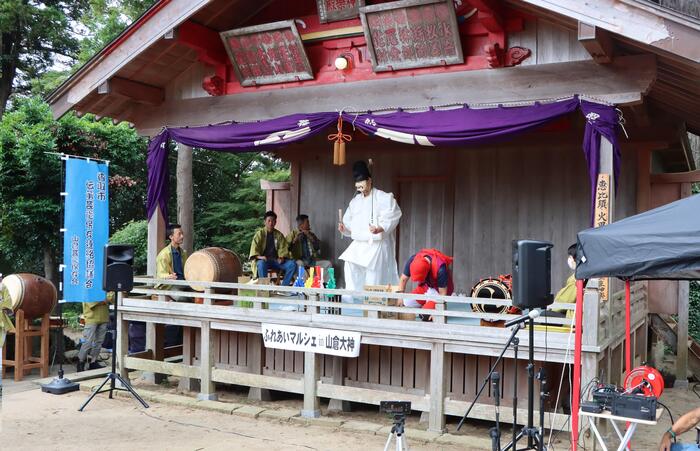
[262,324,361,357]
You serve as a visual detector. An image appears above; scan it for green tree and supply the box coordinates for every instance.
[110,220,147,274]
[196,153,289,258]
[0,96,147,281]
[0,0,90,116]
[75,0,155,64]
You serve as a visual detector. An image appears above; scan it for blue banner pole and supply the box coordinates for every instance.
[43,154,110,395]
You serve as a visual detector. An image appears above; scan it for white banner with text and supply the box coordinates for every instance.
[262,324,361,357]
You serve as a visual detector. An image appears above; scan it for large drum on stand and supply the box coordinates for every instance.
[184,247,243,292]
[3,273,58,318]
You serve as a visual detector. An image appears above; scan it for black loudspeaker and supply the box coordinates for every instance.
[103,244,134,291]
[512,240,553,309]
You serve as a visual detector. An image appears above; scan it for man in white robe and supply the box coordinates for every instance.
[338,161,402,294]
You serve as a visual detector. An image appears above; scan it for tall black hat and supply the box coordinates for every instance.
[352,160,371,182]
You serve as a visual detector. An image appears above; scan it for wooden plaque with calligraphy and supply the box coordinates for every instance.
[317,0,365,23]
[360,0,464,72]
[220,21,314,87]
[594,173,611,300]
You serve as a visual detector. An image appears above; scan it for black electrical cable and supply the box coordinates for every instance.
[658,401,675,428]
[692,382,700,400]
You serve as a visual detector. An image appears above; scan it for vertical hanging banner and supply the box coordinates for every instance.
[593,173,611,301]
[62,158,109,303]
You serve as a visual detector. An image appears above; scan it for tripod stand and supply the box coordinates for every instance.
[79,292,148,411]
[458,314,548,451]
[383,413,409,451]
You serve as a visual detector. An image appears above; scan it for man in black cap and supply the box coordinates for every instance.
[338,161,402,294]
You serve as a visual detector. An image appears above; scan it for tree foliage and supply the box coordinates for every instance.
[192,151,289,259]
[110,219,147,274]
[0,0,90,115]
[0,96,147,278]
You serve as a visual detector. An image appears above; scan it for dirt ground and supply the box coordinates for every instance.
[2,365,699,450]
[1,388,464,451]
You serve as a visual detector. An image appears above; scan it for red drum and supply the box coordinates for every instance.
[3,273,57,318]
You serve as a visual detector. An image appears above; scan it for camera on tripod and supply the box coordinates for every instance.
[380,401,411,416]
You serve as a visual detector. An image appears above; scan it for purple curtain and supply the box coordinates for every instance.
[580,101,622,220]
[146,97,619,224]
[147,112,337,219]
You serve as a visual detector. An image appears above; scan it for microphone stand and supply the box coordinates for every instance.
[491,372,502,451]
[457,322,525,431]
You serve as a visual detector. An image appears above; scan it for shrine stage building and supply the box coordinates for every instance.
[47,0,700,435]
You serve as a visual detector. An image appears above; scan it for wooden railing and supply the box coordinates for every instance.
[113,276,643,432]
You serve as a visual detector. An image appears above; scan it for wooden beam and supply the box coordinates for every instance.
[467,0,505,33]
[48,0,213,119]
[100,77,164,106]
[578,22,614,64]
[650,169,700,184]
[519,0,700,64]
[133,55,656,133]
[176,20,227,67]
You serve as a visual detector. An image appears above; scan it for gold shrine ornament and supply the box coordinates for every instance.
[327,115,352,165]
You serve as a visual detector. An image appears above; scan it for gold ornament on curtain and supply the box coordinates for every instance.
[327,115,352,165]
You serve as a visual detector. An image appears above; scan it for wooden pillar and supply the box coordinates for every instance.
[676,280,690,387]
[636,148,651,213]
[247,332,271,401]
[302,351,321,418]
[676,181,692,387]
[117,292,129,380]
[147,205,165,276]
[40,313,49,377]
[14,309,25,381]
[144,323,165,384]
[328,356,351,412]
[176,144,194,255]
[198,320,217,400]
[428,342,447,433]
[178,327,199,392]
[595,137,615,306]
[582,279,601,347]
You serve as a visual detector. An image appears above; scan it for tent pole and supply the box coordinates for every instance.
[625,280,631,375]
[571,279,585,451]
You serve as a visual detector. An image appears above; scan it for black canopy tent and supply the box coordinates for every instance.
[570,193,700,449]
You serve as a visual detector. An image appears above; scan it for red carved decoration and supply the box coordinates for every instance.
[202,75,225,96]
[504,46,531,67]
[484,44,531,68]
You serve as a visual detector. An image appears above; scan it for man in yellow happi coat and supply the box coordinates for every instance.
[0,282,15,349]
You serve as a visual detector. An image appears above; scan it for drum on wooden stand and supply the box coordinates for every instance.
[3,273,58,319]
[470,274,519,327]
[184,247,243,303]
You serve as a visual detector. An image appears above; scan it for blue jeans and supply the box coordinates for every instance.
[257,259,297,286]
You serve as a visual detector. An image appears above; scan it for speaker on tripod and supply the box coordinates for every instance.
[79,244,148,411]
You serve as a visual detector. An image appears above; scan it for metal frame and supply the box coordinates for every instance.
[359,0,464,72]
[316,0,366,23]
[219,20,314,87]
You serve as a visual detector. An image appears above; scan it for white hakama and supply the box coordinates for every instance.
[339,188,402,296]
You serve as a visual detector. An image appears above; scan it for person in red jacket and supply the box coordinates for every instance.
[397,249,454,319]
